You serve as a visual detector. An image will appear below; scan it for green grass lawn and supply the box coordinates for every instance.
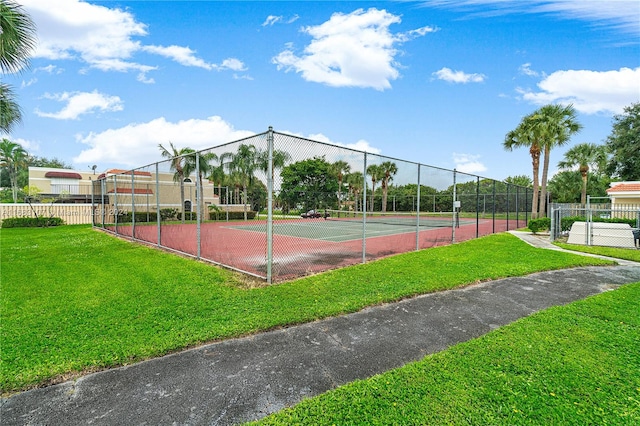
[555,242,640,263]
[252,281,640,425]
[1,226,614,393]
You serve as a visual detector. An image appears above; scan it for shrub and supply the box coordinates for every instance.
[118,212,158,223]
[159,208,178,221]
[561,215,638,232]
[528,217,551,234]
[209,211,257,221]
[1,217,64,228]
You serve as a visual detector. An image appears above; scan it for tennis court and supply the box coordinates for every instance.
[107,213,510,281]
[229,213,476,243]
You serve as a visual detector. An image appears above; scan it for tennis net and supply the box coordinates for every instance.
[325,210,459,228]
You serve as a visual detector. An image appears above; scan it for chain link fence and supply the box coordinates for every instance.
[93,128,531,282]
[550,203,640,249]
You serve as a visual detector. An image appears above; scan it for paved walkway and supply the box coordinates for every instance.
[3,233,640,425]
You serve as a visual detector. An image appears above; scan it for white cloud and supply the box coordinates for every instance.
[35,91,124,120]
[35,65,63,74]
[453,153,487,174]
[21,78,37,88]
[220,58,247,72]
[263,15,283,26]
[273,8,433,90]
[433,67,486,83]
[20,0,245,81]
[425,0,639,37]
[306,133,382,154]
[142,45,215,70]
[14,137,40,153]
[73,116,255,167]
[263,14,299,26]
[519,63,540,77]
[519,66,640,114]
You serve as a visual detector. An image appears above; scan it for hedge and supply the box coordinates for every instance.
[1,217,65,228]
[209,211,256,221]
[560,215,638,232]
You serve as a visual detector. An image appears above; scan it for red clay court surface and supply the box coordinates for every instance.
[104,216,523,281]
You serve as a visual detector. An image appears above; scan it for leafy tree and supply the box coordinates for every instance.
[379,161,398,212]
[605,102,640,181]
[331,160,351,211]
[0,0,37,133]
[0,138,26,202]
[557,143,607,205]
[548,170,609,204]
[158,142,191,223]
[504,175,533,187]
[280,156,338,212]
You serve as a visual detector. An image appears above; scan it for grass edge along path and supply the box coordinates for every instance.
[555,241,640,263]
[1,226,613,393]
[251,281,640,425]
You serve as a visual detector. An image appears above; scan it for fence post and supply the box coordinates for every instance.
[416,163,421,250]
[113,175,119,234]
[362,152,367,264]
[452,169,457,243]
[131,170,136,239]
[156,162,161,247]
[476,176,480,238]
[266,127,274,284]
[196,152,201,259]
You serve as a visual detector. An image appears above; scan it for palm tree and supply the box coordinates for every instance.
[332,160,351,211]
[379,161,398,212]
[0,0,37,133]
[346,171,364,212]
[158,142,191,223]
[504,113,543,219]
[184,150,218,220]
[557,143,607,205]
[366,164,382,211]
[221,144,257,220]
[0,138,27,202]
[532,104,582,217]
[208,163,226,203]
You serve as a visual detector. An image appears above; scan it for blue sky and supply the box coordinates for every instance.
[6,0,640,180]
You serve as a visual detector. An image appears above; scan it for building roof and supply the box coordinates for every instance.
[607,182,640,194]
[44,171,82,179]
[98,169,153,179]
[107,188,154,195]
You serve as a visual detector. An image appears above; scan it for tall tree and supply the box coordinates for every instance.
[346,171,364,212]
[366,164,382,211]
[331,160,351,211]
[280,156,338,212]
[606,102,640,181]
[532,104,582,217]
[158,142,191,223]
[221,144,257,220]
[504,113,543,218]
[504,175,533,188]
[0,137,26,202]
[557,143,607,205]
[184,150,218,219]
[0,0,37,133]
[379,161,398,212]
